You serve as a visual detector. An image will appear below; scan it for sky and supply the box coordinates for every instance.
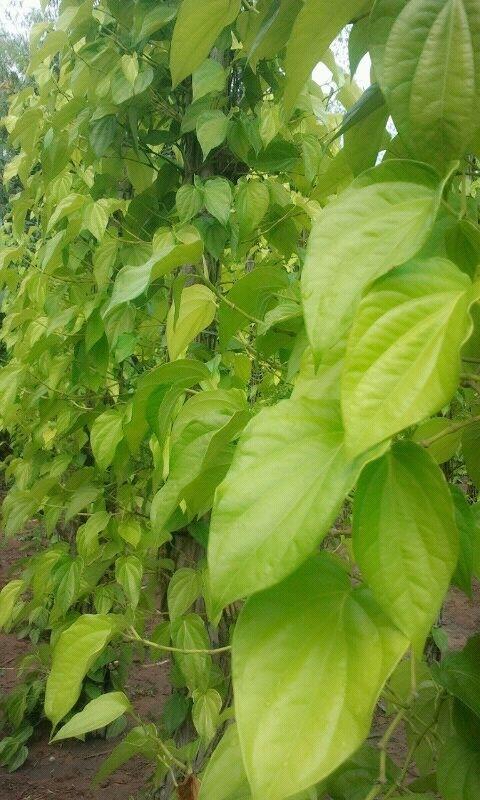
[0,0,372,92]
[0,0,42,33]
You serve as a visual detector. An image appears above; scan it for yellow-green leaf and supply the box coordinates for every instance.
[232,554,408,800]
[170,0,241,87]
[302,160,443,362]
[342,258,472,457]
[166,284,216,360]
[52,692,131,742]
[353,441,458,654]
[45,615,118,728]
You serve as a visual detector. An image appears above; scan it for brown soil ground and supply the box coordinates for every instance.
[0,537,170,800]
[1,537,479,800]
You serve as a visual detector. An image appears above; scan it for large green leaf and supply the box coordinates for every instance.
[353,441,458,653]
[218,265,289,348]
[45,615,118,728]
[90,408,124,470]
[301,161,442,362]
[196,111,229,160]
[368,0,409,84]
[198,723,251,800]
[379,0,480,167]
[106,227,203,314]
[433,635,480,718]
[52,692,131,742]
[166,284,217,360]
[192,58,226,101]
[115,555,143,608]
[167,567,202,621]
[124,360,212,454]
[232,554,408,800]
[283,0,369,113]
[461,420,480,489]
[451,485,476,596]
[204,177,232,226]
[437,736,480,800]
[93,724,158,785]
[342,258,472,456]
[235,180,270,240]
[170,0,241,87]
[151,396,249,533]
[0,580,24,631]
[208,396,386,612]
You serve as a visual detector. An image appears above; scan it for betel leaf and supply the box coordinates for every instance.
[232,554,408,800]
[151,403,249,533]
[166,284,217,360]
[167,567,202,621]
[134,3,177,41]
[198,723,251,800]
[52,692,131,742]
[380,0,480,168]
[89,115,118,158]
[192,58,226,101]
[437,735,480,800]
[170,0,241,87]
[176,184,204,222]
[192,687,222,742]
[204,178,232,226]
[432,635,480,718]
[90,407,124,471]
[235,180,270,240]
[331,83,386,143]
[342,258,472,457]
[218,265,289,348]
[208,396,387,613]
[301,160,443,362]
[349,15,370,77]
[283,0,369,114]
[171,613,211,691]
[106,227,203,314]
[368,0,408,84]
[0,580,24,631]
[124,359,212,454]
[115,555,143,608]
[244,0,302,69]
[353,441,458,654]
[45,615,118,728]
[93,724,158,785]
[451,485,475,597]
[46,193,85,232]
[196,110,229,160]
[461,419,480,489]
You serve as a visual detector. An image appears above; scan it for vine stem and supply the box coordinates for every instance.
[382,697,445,800]
[126,627,232,655]
[363,784,383,800]
[198,269,264,325]
[419,414,480,448]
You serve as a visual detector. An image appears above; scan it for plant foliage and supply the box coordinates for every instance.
[0,0,480,797]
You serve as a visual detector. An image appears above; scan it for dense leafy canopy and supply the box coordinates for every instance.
[0,0,480,797]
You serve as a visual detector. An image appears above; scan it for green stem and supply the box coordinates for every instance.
[420,414,480,448]
[127,627,231,655]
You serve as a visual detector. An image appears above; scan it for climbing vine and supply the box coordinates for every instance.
[1,1,480,799]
